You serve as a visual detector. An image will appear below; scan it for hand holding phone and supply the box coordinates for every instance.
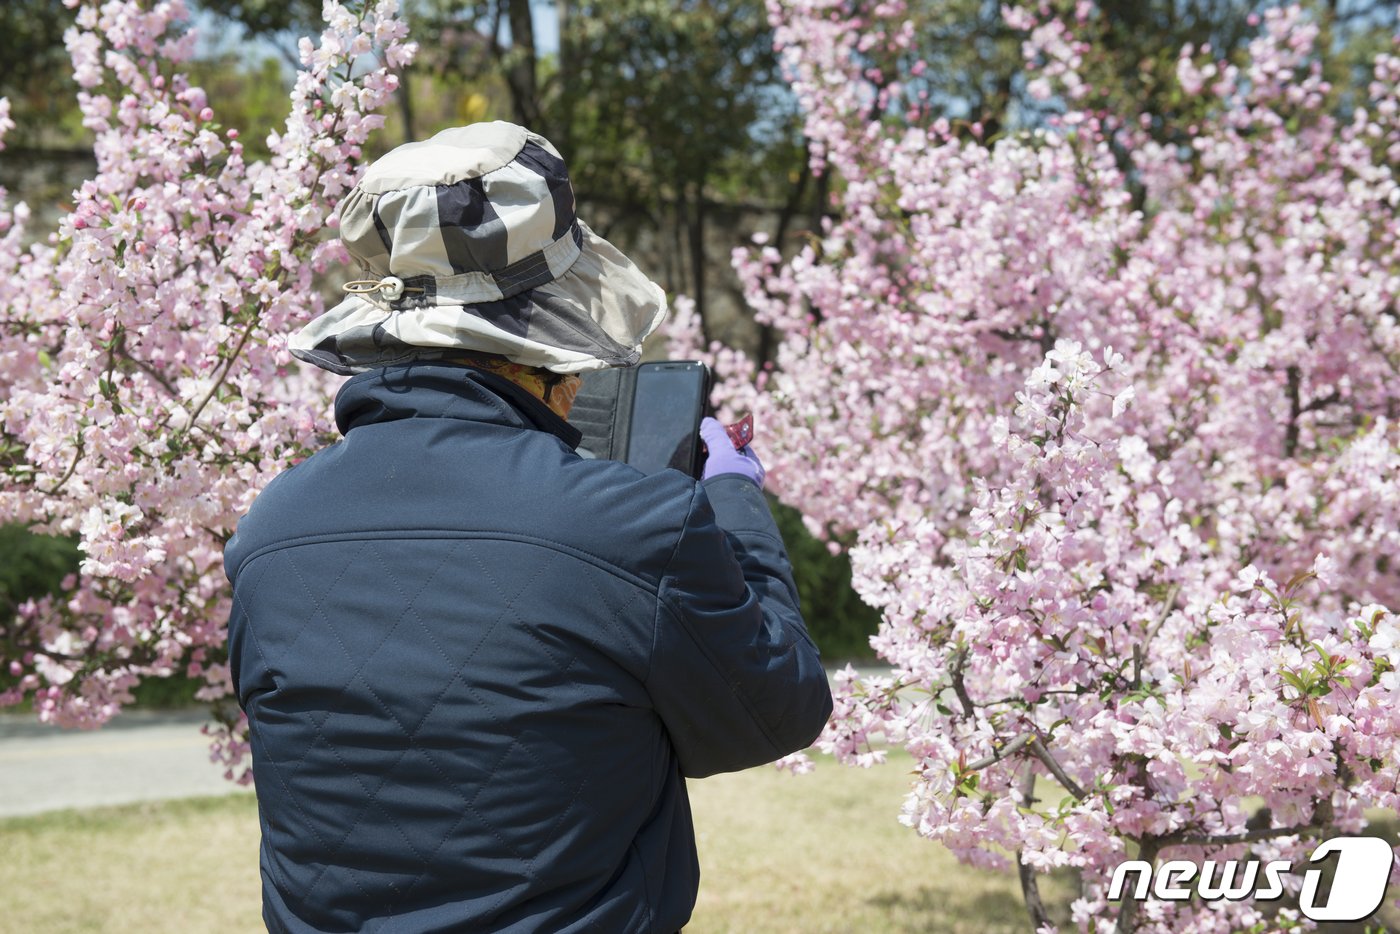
[698,417,766,488]
[571,361,757,481]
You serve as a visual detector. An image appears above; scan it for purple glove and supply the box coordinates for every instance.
[699,416,766,488]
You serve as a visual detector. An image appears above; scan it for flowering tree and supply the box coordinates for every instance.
[0,0,413,779]
[696,0,1400,929]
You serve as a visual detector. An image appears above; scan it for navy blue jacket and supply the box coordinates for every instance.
[224,363,833,933]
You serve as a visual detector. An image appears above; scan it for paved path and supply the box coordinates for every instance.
[0,709,242,818]
[0,667,894,818]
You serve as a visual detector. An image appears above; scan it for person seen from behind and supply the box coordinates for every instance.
[223,120,834,933]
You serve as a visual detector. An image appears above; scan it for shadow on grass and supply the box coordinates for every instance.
[861,821,1400,934]
[863,887,1031,928]
[863,865,1077,932]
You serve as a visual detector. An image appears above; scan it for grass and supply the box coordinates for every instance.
[688,752,1072,933]
[7,749,1394,933]
[0,749,1064,933]
[1,794,263,932]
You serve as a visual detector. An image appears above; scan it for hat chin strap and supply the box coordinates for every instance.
[342,276,425,302]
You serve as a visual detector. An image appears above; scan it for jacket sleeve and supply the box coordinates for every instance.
[648,475,834,778]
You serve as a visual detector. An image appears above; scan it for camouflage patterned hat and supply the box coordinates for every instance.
[289,121,668,375]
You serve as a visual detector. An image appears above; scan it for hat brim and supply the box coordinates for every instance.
[289,222,668,376]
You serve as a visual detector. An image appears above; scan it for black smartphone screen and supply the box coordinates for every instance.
[627,362,709,476]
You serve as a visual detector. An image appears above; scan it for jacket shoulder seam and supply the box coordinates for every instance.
[233,528,659,595]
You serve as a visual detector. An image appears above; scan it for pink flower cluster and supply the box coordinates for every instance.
[0,0,414,782]
[722,0,1400,928]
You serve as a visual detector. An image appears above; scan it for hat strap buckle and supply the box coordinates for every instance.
[342,276,424,302]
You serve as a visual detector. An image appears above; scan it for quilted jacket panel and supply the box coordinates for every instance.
[224,363,832,933]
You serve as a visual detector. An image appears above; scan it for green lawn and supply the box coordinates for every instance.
[0,750,1068,933]
[14,748,1396,933]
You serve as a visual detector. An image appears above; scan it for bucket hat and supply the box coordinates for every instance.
[289,121,668,375]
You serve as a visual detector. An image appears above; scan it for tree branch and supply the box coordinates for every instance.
[114,340,179,398]
[1116,836,1160,933]
[1134,583,1180,687]
[1029,737,1088,800]
[965,732,1034,771]
[180,314,259,432]
[949,646,976,717]
[41,440,85,496]
[1156,821,1327,849]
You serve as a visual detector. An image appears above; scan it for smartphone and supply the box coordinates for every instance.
[626,361,711,477]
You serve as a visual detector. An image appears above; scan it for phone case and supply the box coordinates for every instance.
[569,366,637,463]
[571,362,713,477]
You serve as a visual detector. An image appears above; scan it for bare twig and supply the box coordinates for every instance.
[116,343,179,398]
[1144,583,1181,646]
[1134,583,1181,686]
[181,314,259,432]
[41,441,85,496]
[949,647,975,718]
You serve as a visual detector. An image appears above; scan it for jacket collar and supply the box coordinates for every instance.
[334,362,583,450]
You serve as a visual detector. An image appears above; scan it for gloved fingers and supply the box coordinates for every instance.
[698,416,730,450]
[736,442,763,463]
[698,417,766,488]
[732,445,766,483]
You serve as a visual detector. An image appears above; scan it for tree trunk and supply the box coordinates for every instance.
[397,67,416,144]
[773,139,811,251]
[506,0,540,128]
[1018,852,1053,931]
[667,182,686,301]
[555,0,572,151]
[1115,837,1160,934]
[806,166,831,325]
[1016,766,1053,930]
[688,178,710,344]
[755,138,813,368]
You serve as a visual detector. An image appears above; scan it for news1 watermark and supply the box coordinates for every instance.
[1109,836,1395,922]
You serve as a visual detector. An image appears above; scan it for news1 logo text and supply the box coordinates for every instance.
[1109,836,1394,922]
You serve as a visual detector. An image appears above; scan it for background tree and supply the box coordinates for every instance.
[0,1,81,148]
[395,0,806,341]
[193,0,320,33]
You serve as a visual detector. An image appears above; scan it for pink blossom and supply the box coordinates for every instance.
[704,1,1400,930]
[0,0,413,759]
